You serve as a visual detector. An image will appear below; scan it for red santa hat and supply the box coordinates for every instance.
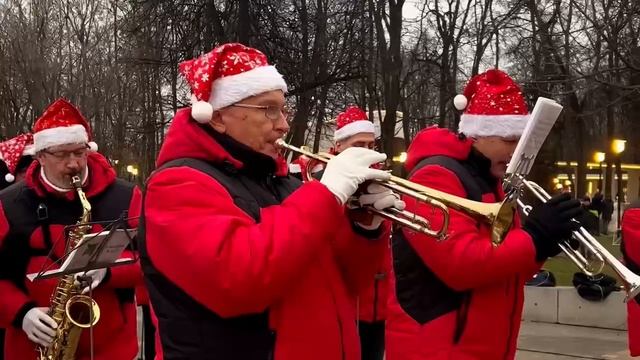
[334,106,375,142]
[32,98,98,153]
[0,133,34,182]
[288,153,324,181]
[454,69,529,138]
[179,43,288,124]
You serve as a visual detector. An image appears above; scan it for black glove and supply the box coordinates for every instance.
[523,193,582,262]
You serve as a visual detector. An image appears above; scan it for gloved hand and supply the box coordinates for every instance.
[522,193,582,261]
[74,268,108,294]
[351,183,406,230]
[21,307,57,347]
[320,147,390,205]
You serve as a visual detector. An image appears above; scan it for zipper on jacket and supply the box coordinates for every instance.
[372,273,384,322]
[453,293,471,344]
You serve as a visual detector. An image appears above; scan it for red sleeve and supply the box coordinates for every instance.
[105,186,144,289]
[0,202,8,248]
[0,281,32,327]
[402,165,538,291]
[622,207,640,355]
[623,207,640,266]
[0,202,34,327]
[144,167,345,317]
[333,220,390,296]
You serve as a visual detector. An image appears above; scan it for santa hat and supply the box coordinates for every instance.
[288,153,324,181]
[33,98,98,153]
[0,133,34,182]
[334,106,375,142]
[454,69,529,138]
[179,43,288,124]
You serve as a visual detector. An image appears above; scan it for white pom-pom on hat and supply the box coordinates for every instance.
[88,141,98,152]
[191,100,214,124]
[453,94,468,110]
[5,173,15,183]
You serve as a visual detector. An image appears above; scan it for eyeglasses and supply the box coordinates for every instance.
[231,103,290,121]
[43,147,88,160]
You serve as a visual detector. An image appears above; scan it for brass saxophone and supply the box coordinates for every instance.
[38,175,101,360]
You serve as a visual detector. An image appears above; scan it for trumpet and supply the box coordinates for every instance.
[507,174,640,301]
[277,139,516,242]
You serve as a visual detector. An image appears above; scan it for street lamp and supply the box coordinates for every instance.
[594,151,605,191]
[126,165,139,182]
[393,152,407,163]
[612,139,626,230]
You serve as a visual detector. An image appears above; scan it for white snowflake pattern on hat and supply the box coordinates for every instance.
[0,133,34,182]
[179,43,288,124]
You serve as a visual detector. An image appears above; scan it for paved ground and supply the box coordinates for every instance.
[517,321,633,359]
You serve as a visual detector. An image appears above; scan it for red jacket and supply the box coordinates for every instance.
[622,204,640,357]
[0,153,143,360]
[357,240,390,323]
[386,127,540,360]
[144,108,389,360]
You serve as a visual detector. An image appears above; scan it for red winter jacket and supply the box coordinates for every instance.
[0,153,143,360]
[622,203,640,357]
[143,108,389,360]
[357,241,390,323]
[309,163,390,325]
[386,127,541,360]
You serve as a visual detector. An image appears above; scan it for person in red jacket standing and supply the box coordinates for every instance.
[140,43,404,360]
[386,69,581,360]
[0,133,35,190]
[332,106,388,360]
[0,132,34,360]
[621,202,640,357]
[0,98,143,360]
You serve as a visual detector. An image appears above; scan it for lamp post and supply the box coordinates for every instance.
[392,152,407,163]
[594,151,606,192]
[126,165,139,183]
[612,139,626,230]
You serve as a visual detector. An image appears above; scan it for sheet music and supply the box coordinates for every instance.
[505,97,564,177]
[27,228,136,281]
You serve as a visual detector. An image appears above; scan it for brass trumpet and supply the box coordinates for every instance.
[508,175,640,301]
[277,140,516,242]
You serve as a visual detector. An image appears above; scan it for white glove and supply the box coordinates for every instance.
[320,147,390,204]
[74,268,108,294]
[21,307,57,347]
[353,183,406,230]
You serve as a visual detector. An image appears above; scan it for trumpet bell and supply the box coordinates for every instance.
[511,175,640,301]
[491,199,517,244]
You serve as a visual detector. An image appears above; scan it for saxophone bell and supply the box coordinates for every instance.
[66,295,100,328]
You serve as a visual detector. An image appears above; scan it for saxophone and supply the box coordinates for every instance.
[38,175,101,360]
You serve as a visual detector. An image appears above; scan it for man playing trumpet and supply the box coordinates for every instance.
[386,69,581,360]
[309,105,392,360]
[140,43,404,360]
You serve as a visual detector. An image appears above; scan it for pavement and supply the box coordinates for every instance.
[516,321,633,359]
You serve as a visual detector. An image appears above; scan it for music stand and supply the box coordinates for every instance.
[25,214,138,360]
[27,215,138,282]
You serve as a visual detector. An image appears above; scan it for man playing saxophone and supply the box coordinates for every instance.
[386,69,582,360]
[0,99,143,359]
